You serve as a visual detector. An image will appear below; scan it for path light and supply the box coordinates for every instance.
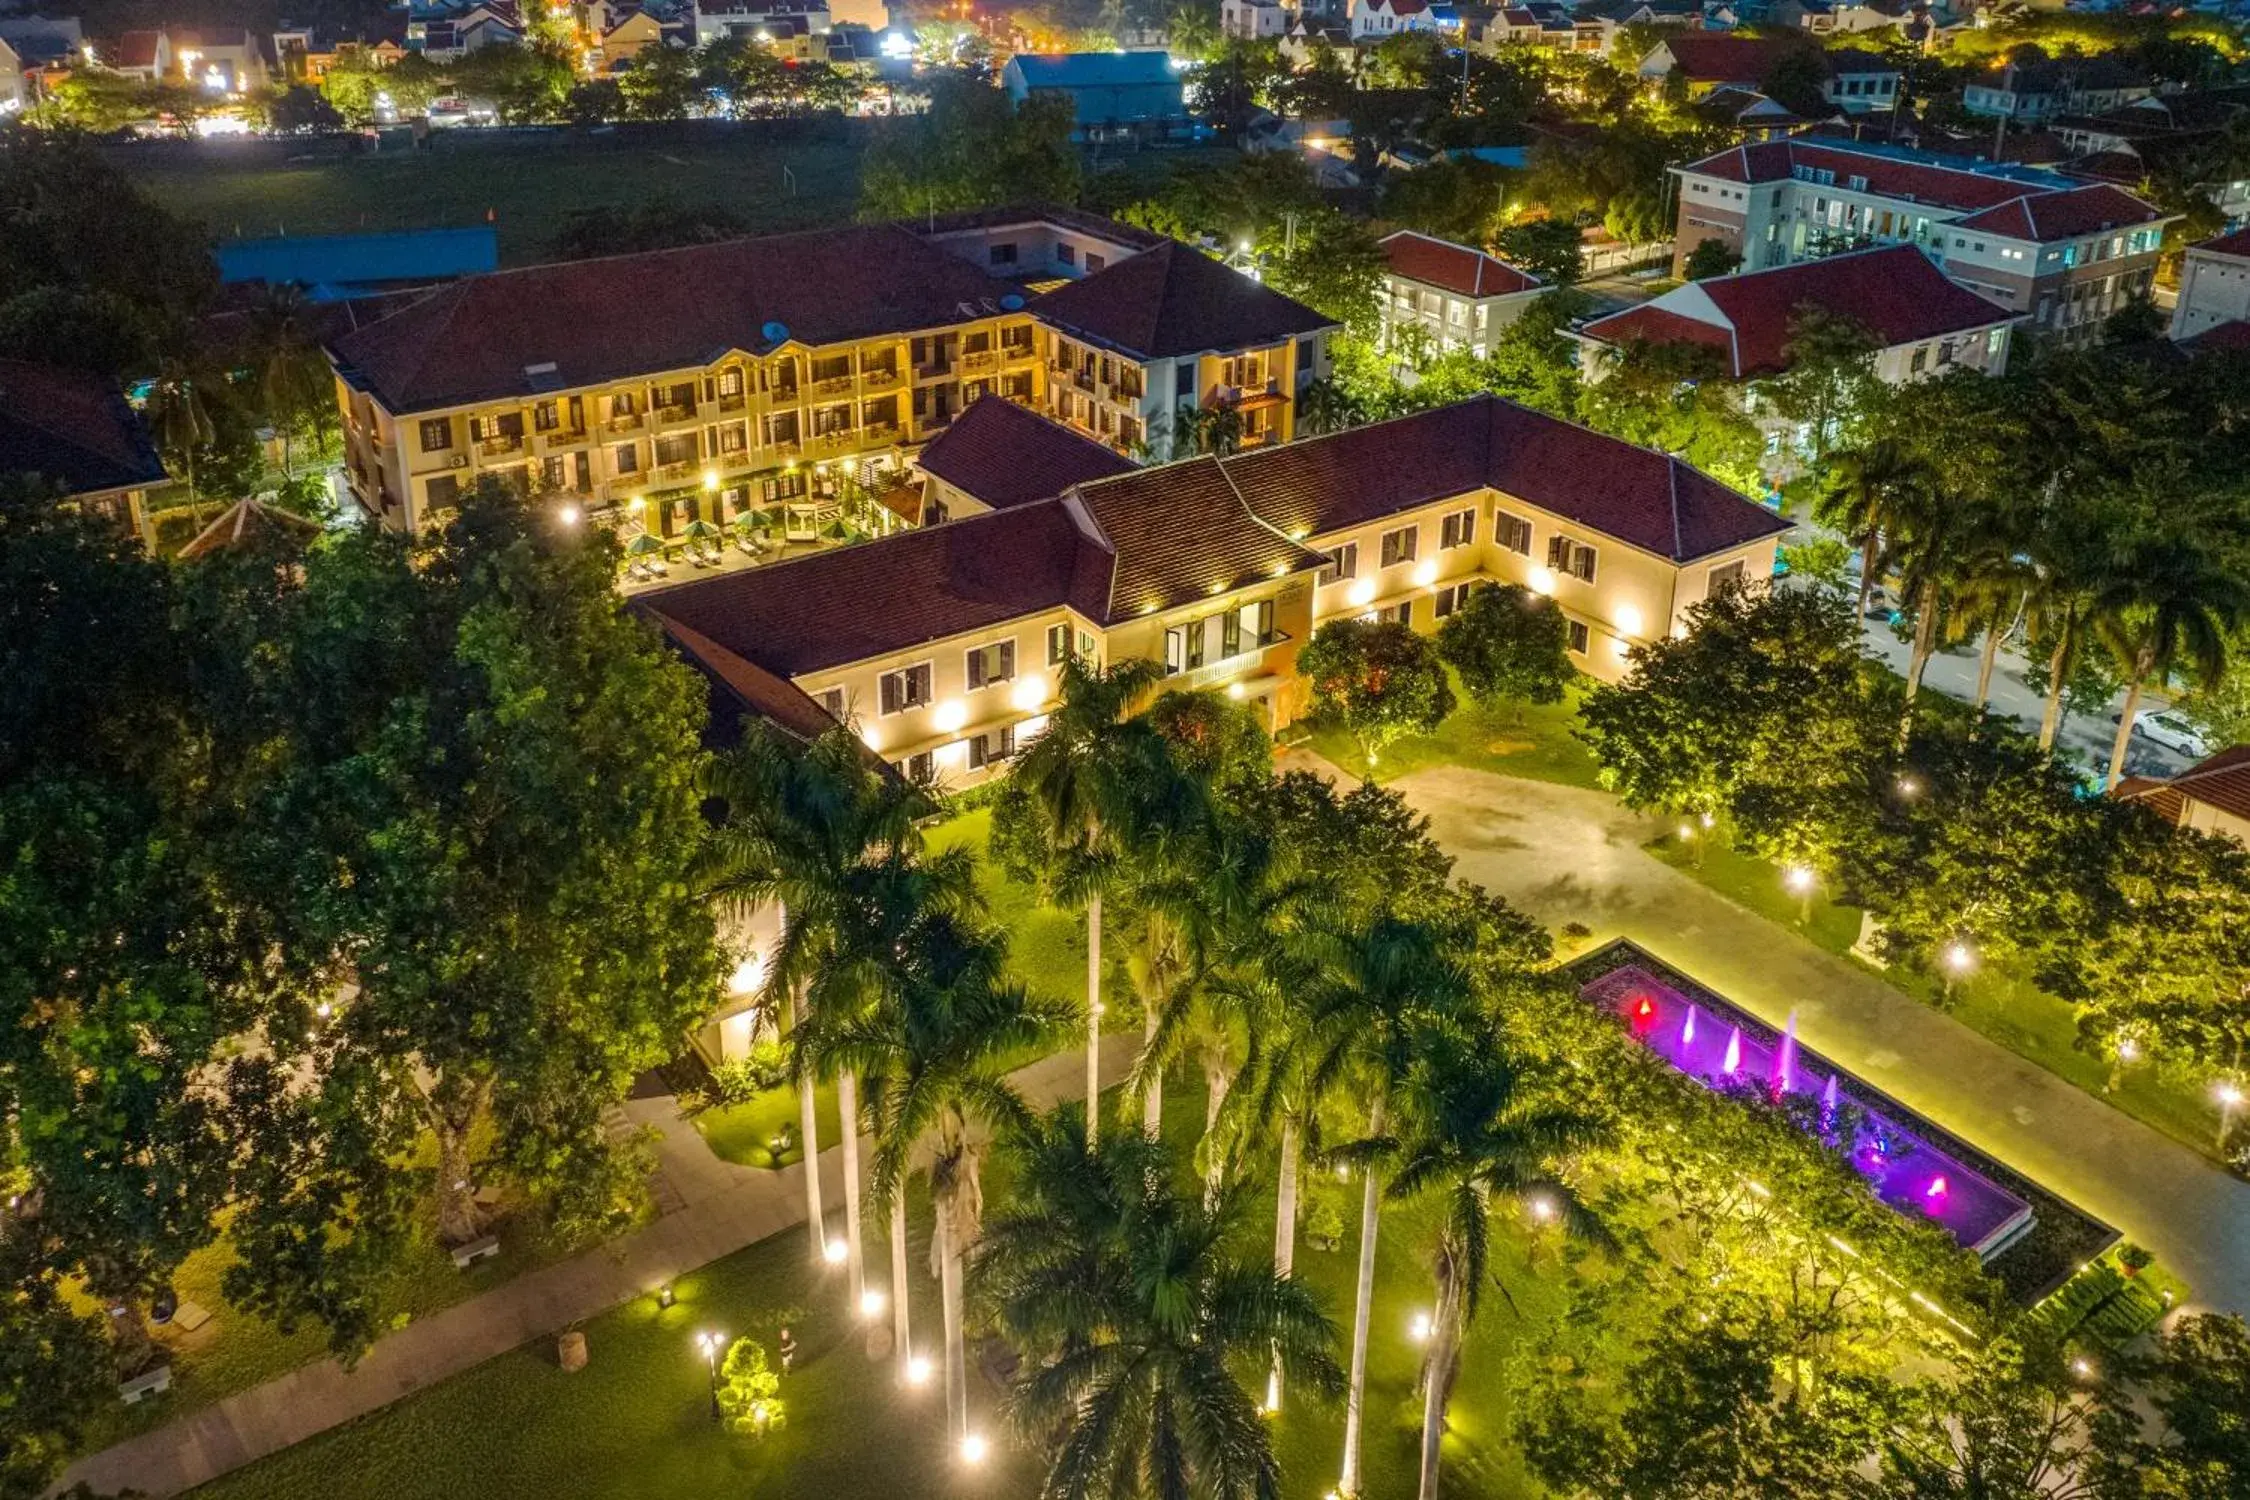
[2071,1357,2095,1380]
[1528,1195,1556,1224]
[557,503,580,526]
[657,1283,675,1308]
[1784,867,1814,893]
[2217,1081,2245,1153]
[961,1433,990,1464]
[905,1354,933,1385]
[1677,822,1695,842]
[1896,774,1921,798]
[2117,1037,2140,1062]
[1409,1310,1432,1341]
[1699,812,1715,829]
[860,1289,887,1319]
[696,1330,725,1421]
[1944,942,1974,974]
[823,1238,847,1266]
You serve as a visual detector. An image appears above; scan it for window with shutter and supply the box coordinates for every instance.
[1046,624,1070,665]
[1222,610,1243,658]
[1185,619,1206,670]
[1164,627,1185,676]
[1546,533,1567,568]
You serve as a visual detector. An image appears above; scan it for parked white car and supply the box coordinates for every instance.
[2126,708,2210,761]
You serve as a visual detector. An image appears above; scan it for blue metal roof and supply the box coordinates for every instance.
[215,227,500,300]
[1006,51,1181,87]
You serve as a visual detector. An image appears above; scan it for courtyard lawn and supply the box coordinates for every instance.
[1299,680,1605,792]
[696,1081,843,1170]
[190,1072,1568,1500]
[110,132,864,266]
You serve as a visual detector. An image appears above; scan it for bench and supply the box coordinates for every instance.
[450,1234,501,1269]
[118,1365,173,1404]
[171,1300,214,1333]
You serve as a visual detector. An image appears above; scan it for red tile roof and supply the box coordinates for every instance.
[640,501,1115,678]
[642,394,1787,685]
[0,360,167,497]
[915,394,1136,511]
[2119,745,2250,826]
[327,222,1027,414]
[1648,34,1797,80]
[1580,245,2015,377]
[1680,139,2072,215]
[1950,182,2161,239]
[1379,231,1543,299]
[1030,241,1336,362]
[655,614,852,745]
[1217,395,1790,562]
[2193,226,2250,260]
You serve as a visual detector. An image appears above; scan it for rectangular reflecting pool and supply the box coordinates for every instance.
[1582,962,2036,1261]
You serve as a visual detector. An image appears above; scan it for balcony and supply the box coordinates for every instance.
[914,360,954,382]
[654,403,698,426]
[654,461,698,484]
[1170,630,1292,691]
[768,439,803,460]
[809,428,860,454]
[534,426,588,449]
[1072,368,1096,393]
[770,384,801,404]
[861,365,901,388]
[717,394,747,413]
[862,422,900,445]
[812,374,856,397]
[960,348,997,372]
[606,413,645,434]
[478,434,524,458]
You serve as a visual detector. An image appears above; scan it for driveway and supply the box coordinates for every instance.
[1298,754,2250,1315]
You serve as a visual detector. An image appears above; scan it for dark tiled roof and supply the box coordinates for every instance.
[1951,182,2162,239]
[1380,231,1542,298]
[914,395,1136,511]
[655,614,846,745]
[176,496,322,560]
[2119,745,2250,824]
[2194,226,2250,260]
[1581,245,2015,377]
[913,202,1168,252]
[1030,241,1336,361]
[1648,35,1888,82]
[1070,458,1331,618]
[0,360,167,497]
[1222,396,1788,562]
[638,501,1114,677]
[328,223,1025,413]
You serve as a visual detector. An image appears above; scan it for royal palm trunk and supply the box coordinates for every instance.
[790,988,825,1258]
[1417,1255,1466,1500]
[1340,1093,1385,1497]
[1085,892,1102,1147]
[890,1190,912,1374]
[1269,1110,1300,1412]
[838,1069,870,1347]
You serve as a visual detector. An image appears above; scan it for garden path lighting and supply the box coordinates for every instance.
[905,1354,933,1385]
[696,1330,724,1421]
[823,1237,847,1266]
[1784,865,1815,923]
[1408,1311,1432,1341]
[860,1289,887,1319]
[2217,1081,2244,1152]
[961,1432,990,1464]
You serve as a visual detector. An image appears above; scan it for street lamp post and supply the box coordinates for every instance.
[697,1330,724,1422]
[2217,1082,2244,1156]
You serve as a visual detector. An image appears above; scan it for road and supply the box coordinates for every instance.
[1279,751,2250,1317]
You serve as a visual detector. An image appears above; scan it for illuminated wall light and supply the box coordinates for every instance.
[859,723,883,752]
[1345,578,1376,608]
[1010,673,1048,713]
[1527,564,1557,596]
[1610,637,1629,660]
[703,469,720,491]
[728,954,764,995]
[1226,682,1246,700]
[936,739,969,770]
[1017,713,1051,740]
[1411,559,1438,588]
[1614,603,1644,637]
[933,699,969,733]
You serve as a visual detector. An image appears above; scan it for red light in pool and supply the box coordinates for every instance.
[1635,996,1654,1019]
[1925,1176,1948,1199]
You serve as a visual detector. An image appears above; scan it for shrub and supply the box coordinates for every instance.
[716,1337,785,1436]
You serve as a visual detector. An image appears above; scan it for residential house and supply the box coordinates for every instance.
[692,0,832,48]
[2170,226,2250,343]
[1379,230,1547,357]
[409,2,523,58]
[1000,52,1190,143]
[1281,15,1355,61]
[2055,93,2250,227]
[169,28,273,92]
[915,203,1166,283]
[912,392,1136,523]
[272,25,343,80]
[1575,0,1700,55]
[639,393,1785,791]
[2117,747,2250,846]
[0,37,23,112]
[0,359,168,546]
[1774,0,1909,34]
[1669,136,2172,341]
[1691,84,1818,138]
[1638,35,1899,114]
[324,221,1045,535]
[1581,243,2018,380]
[1030,240,1338,456]
[105,29,171,81]
[1222,0,1293,39]
[591,5,670,69]
[1349,0,1438,39]
[1963,55,2158,124]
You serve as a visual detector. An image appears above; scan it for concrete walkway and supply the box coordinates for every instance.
[1337,755,2250,1316]
[59,1040,1135,1500]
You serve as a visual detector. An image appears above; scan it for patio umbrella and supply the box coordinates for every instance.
[818,518,852,542]
[731,511,761,533]
[625,532,665,557]
[683,519,719,541]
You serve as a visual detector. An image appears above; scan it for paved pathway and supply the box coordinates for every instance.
[59,1041,1134,1500]
[1308,753,2250,1316]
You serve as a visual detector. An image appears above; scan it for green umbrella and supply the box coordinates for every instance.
[730,511,761,533]
[818,519,851,542]
[625,532,665,557]
[683,519,719,541]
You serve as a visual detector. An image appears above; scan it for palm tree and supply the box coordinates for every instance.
[974,1105,1344,1500]
[1386,1021,1610,1500]
[1815,440,1927,624]
[145,355,218,512]
[2093,526,2250,789]
[246,284,328,476]
[1280,915,1472,1498]
[1944,522,2036,718]
[1000,655,1171,1145]
[818,901,1068,1443]
[701,725,933,1329]
[1879,470,1958,736]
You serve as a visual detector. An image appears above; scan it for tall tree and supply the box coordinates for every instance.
[1283,916,1472,1497]
[820,901,1067,1443]
[1387,1018,1608,1500]
[1435,582,1574,722]
[2092,518,2249,789]
[992,656,1174,1144]
[974,1106,1343,1500]
[1816,439,1929,624]
[1297,617,1456,776]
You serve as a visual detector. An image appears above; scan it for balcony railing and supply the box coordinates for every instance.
[534,426,588,448]
[862,422,900,444]
[606,413,645,433]
[861,366,902,387]
[717,394,747,413]
[960,349,997,371]
[914,361,954,381]
[768,439,803,459]
[812,374,856,396]
[655,403,698,425]
[478,435,524,458]
[809,428,859,453]
[654,461,698,483]
[1168,630,1291,690]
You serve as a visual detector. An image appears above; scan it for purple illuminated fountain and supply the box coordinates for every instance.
[1590,965,2034,1261]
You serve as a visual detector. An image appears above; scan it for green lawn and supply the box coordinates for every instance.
[112,133,864,266]
[697,1081,843,1171]
[191,1071,1567,1500]
[1298,681,1606,791]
